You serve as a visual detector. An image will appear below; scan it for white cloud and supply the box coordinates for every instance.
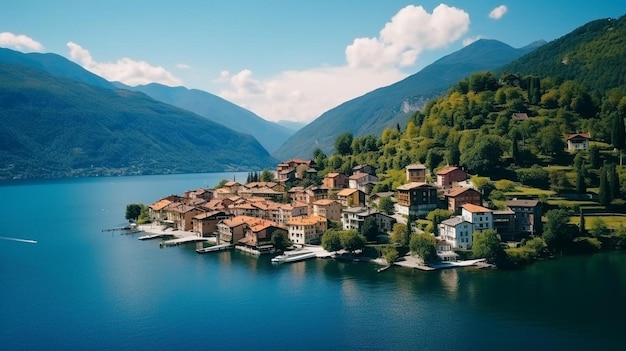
[345,4,470,69]
[66,41,182,86]
[216,4,470,123]
[218,67,405,123]
[463,35,483,46]
[489,5,508,20]
[0,32,44,52]
[176,63,190,69]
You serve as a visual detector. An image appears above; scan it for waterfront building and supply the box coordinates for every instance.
[438,216,474,249]
[192,211,233,237]
[341,207,396,232]
[461,203,494,232]
[506,199,543,237]
[287,215,328,245]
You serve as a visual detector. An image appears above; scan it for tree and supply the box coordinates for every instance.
[460,135,504,174]
[409,233,438,264]
[260,169,275,182]
[590,218,610,237]
[576,169,587,194]
[579,210,586,235]
[378,197,395,214]
[125,203,142,221]
[607,163,620,200]
[382,246,399,265]
[271,231,291,251]
[472,229,505,264]
[599,165,611,206]
[543,209,575,252]
[335,132,353,155]
[390,223,407,245]
[426,209,453,236]
[340,230,366,254]
[611,113,626,151]
[589,146,601,169]
[360,217,380,242]
[322,230,342,253]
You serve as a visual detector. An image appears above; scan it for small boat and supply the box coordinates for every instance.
[271,250,316,264]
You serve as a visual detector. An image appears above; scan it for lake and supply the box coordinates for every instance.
[1,173,624,350]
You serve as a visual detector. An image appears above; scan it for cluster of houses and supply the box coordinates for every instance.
[147,158,542,258]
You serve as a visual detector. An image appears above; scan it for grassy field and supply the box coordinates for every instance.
[570,215,626,229]
[505,185,555,197]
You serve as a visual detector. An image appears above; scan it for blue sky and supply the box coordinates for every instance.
[1,1,625,123]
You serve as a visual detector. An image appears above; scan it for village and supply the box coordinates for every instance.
[135,142,577,268]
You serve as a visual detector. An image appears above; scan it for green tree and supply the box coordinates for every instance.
[215,179,228,188]
[426,209,453,236]
[590,218,610,237]
[579,210,586,235]
[460,135,504,174]
[271,231,292,251]
[360,216,380,242]
[589,146,601,169]
[335,132,354,155]
[382,246,399,265]
[260,169,275,182]
[322,230,342,253]
[125,203,142,221]
[409,233,438,264]
[390,223,407,245]
[472,229,505,264]
[599,165,611,206]
[611,113,626,151]
[340,230,366,253]
[378,197,395,214]
[576,169,587,194]
[543,209,575,252]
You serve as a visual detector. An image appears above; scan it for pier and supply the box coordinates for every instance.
[196,243,233,253]
[159,236,210,247]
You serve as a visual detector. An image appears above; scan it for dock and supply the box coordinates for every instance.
[196,243,232,253]
[159,236,210,247]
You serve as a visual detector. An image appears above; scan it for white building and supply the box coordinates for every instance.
[287,215,327,245]
[461,203,494,232]
[439,216,474,249]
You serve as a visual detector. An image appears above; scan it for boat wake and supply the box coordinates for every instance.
[0,236,38,244]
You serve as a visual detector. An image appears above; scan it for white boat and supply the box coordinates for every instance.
[271,250,316,264]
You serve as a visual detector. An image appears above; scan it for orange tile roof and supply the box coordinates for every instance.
[337,188,359,196]
[461,203,493,213]
[436,166,460,175]
[445,186,477,197]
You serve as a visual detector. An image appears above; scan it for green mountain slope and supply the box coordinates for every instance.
[273,39,541,160]
[0,63,276,179]
[122,83,294,153]
[501,16,626,92]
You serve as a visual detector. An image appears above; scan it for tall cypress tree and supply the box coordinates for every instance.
[611,113,626,151]
[576,169,586,194]
[608,163,620,200]
[579,210,586,235]
[599,165,611,206]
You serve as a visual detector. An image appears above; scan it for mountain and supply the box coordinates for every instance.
[120,83,294,153]
[0,63,277,180]
[0,47,115,89]
[276,120,307,131]
[272,39,543,160]
[500,15,626,93]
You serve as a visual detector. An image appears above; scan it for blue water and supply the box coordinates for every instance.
[1,173,625,350]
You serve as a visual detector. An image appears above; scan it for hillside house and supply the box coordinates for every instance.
[395,182,438,216]
[336,188,366,207]
[444,186,481,214]
[322,172,348,189]
[406,164,427,183]
[353,164,376,176]
[348,172,378,193]
[312,199,342,222]
[567,133,591,152]
[436,166,469,188]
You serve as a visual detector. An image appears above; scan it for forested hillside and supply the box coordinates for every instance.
[502,16,626,93]
[0,63,277,179]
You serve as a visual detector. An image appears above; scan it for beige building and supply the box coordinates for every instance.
[287,215,328,245]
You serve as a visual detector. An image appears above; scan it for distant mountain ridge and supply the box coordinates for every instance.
[272,39,543,160]
[0,47,115,89]
[0,63,276,179]
[119,83,294,153]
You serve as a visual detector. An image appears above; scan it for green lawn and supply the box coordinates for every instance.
[570,215,626,229]
[506,185,556,197]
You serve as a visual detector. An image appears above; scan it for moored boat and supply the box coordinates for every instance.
[271,250,316,264]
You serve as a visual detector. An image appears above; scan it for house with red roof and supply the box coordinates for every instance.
[436,166,469,188]
[567,133,591,152]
